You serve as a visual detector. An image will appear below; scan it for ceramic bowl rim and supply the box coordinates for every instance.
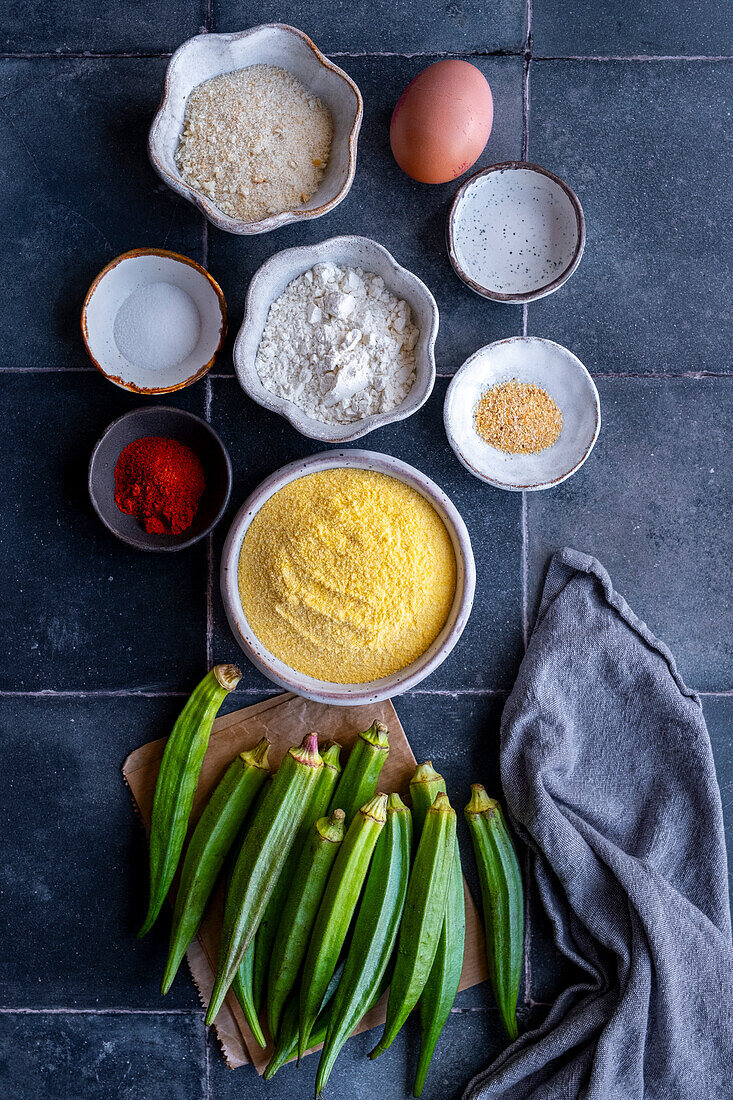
[148,24,364,236]
[88,405,233,551]
[80,248,228,394]
[232,234,439,443]
[446,161,586,304]
[220,449,476,703]
[444,335,601,491]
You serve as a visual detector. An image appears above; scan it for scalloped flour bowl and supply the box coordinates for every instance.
[233,235,439,443]
[220,450,475,705]
[148,24,362,235]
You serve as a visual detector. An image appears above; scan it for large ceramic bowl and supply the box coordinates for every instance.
[221,450,475,704]
[233,236,439,443]
[148,24,363,235]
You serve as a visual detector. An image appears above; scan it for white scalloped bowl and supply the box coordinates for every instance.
[221,450,475,704]
[148,24,363,235]
[233,235,439,443]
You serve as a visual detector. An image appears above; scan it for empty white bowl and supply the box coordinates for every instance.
[447,162,585,303]
[233,235,439,443]
[81,249,227,394]
[148,24,363,235]
[444,336,600,491]
[221,449,475,704]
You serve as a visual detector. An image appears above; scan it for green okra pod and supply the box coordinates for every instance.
[228,777,274,1045]
[327,721,389,827]
[370,791,456,1059]
[464,784,523,1041]
[161,736,271,994]
[299,793,387,1058]
[267,808,346,1039]
[264,963,344,1081]
[232,938,266,1048]
[316,792,412,1098]
[139,664,241,938]
[254,741,342,1021]
[206,732,323,1025]
[410,763,465,1097]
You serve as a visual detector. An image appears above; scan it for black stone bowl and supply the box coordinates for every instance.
[89,406,232,551]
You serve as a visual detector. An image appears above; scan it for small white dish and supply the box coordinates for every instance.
[233,235,439,443]
[444,336,600,491]
[447,162,585,303]
[81,249,227,394]
[221,449,475,705]
[148,24,363,236]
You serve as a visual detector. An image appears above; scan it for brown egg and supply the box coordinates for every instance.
[390,61,493,185]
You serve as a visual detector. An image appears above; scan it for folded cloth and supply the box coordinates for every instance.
[464,549,733,1100]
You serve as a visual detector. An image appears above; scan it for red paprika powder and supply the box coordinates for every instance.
[114,436,206,536]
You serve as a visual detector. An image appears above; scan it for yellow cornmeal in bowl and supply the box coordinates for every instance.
[237,468,457,684]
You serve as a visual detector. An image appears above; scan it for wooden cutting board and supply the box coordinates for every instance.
[123,691,488,1073]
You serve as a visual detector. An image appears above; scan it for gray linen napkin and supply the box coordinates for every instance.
[464,548,733,1100]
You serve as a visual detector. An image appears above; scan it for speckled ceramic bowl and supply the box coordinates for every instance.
[444,336,600,491]
[148,24,363,235]
[233,235,439,443]
[447,162,585,303]
[220,450,475,704]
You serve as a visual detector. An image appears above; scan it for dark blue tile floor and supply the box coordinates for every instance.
[527,60,732,376]
[0,0,730,1097]
[0,59,202,369]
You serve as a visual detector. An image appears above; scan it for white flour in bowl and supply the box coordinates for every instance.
[255,263,419,424]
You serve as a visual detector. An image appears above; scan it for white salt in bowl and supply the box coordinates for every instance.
[444,336,600,491]
[221,449,475,704]
[148,24,363,235]
[233,235,439,443]
[81,249,227,394]
[447,162,585,303]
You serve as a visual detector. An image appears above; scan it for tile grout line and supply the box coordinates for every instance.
[521,0,534,1010]
[1,687,731,697]
[521,0,531,657]
[0,1007,204,1015]
[532,54,733,62]
[0,51,730,62]
[2,367,733,380]
[521,495,529,651]
[202,213,214,671]
[0,687,515,698]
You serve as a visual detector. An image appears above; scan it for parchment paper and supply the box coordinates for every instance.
[123,692,488,1073]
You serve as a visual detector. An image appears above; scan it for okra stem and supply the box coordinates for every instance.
[327,721,389,827]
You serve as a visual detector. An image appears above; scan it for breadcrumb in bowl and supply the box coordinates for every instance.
[149,24,363,235]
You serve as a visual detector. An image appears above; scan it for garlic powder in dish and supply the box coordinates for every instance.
[255,263,419,424]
